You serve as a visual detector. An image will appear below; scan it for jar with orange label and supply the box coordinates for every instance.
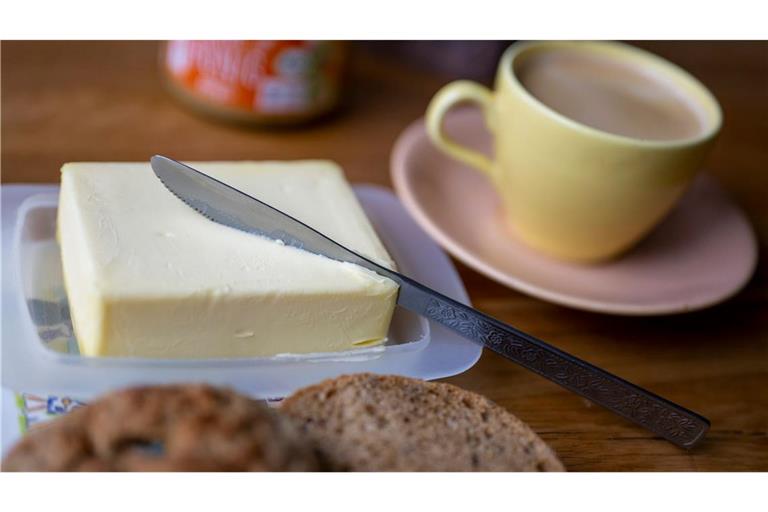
[161,40,347,126]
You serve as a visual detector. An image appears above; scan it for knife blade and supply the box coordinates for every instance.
[151,155,710,449]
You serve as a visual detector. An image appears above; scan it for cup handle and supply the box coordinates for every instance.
[426,80,495,177]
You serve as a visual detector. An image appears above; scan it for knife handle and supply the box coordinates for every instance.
[399,281,710,449]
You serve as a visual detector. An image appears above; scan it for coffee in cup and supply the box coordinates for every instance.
[516,46,708,142]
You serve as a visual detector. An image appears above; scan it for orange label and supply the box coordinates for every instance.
[165,40,343,115]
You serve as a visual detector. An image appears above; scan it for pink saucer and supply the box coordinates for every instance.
[391,108,758,315]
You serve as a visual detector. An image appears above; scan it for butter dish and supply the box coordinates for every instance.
[1,184,482,399]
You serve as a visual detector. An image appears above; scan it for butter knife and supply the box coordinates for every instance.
[151,155,710,449]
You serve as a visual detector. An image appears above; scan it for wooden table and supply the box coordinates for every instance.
[2,41,766,471]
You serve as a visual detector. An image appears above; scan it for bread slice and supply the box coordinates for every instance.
[3,384,324,471]
[281,373,564,471]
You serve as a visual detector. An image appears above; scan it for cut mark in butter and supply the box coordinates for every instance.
[353,338,382,347]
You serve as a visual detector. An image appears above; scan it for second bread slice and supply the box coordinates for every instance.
[281,373,564,471]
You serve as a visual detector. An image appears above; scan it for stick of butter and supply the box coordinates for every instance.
[57,161,399,359]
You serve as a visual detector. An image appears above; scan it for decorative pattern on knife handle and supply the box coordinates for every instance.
[423,297,709,448]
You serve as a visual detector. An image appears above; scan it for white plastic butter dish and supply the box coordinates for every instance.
[1,185,482,399]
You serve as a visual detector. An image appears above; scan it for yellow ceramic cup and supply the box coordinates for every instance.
[426,41,722,262]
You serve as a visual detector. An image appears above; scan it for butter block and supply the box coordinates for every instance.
[57,161,399,358]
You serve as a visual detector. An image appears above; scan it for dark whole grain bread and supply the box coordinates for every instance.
[280,373,564,471]
[2,384,323,472]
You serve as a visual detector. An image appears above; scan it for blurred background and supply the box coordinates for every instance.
[2,41,766,239]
